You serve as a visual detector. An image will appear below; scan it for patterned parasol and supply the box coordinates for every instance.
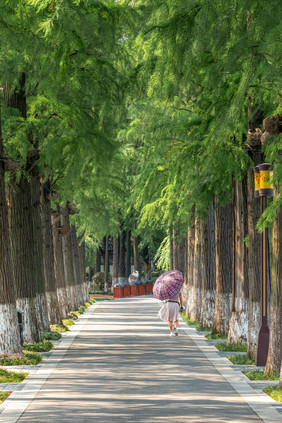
[153,270,184,300]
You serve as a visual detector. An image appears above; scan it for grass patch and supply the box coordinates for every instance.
[0,392,11,404]
[62,319,74,326]
[50,324,69,333]
[23,341,53,352]
[180,313,198,326]
[243,370,279,381]
[0,351,42,366]
[205,333,228,340]
[227,354,255,365]
[89,289,113,295]
[92,297,115,301]
[263,385,282,402]
[216,343,247,352]
[196,326,212,332]
[42,331,62,341]
[0,368,28,383]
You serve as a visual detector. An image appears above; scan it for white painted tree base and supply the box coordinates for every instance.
[0,303,21,353]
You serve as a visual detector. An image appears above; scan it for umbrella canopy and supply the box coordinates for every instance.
[153,270,184,300]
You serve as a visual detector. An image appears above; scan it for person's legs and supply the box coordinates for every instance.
[168,321,173,333]
[174,320,179,328]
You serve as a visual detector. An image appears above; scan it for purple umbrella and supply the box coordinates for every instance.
[153,270,184,300]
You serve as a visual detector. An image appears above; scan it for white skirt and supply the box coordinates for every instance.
[158,302,179,322]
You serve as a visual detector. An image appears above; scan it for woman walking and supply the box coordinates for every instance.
[158,292,183,336]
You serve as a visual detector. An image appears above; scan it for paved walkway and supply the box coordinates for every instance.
[0,297,281,423]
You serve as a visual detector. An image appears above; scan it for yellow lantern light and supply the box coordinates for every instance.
[258,163,274,197]
[253,166,260,198]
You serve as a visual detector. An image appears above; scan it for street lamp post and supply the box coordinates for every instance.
[254,163,273,366]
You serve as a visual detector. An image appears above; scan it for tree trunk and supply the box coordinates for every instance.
[104,236,109,291]
[247,150,263,358]
[0,107,21,353]
[200,203,216,328]
[78,236,88,302]
[71,226,84,305]
[190,217,202,322]
[61,205,79,311]
[41,183,62,324]
[112,237,119,286]
[265,185,282,375]
[133,236,141,275]
[178,237,186,274]
[169,228,174,270]
[118,231,126,282]
[52,206,68,318]
[95,247,101,274]
[185,210,195,317]
[228,178,249,344]
[213,202,233,335]
[172,224,179,270]
[125,230,131,278]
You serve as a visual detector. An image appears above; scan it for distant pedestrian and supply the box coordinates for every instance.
[158,291,183,336]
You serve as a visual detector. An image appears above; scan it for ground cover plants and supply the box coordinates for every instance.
[205,333,228,340]
[227,354,255,365]
[263,386,282,402]
[216,343,247,352]
[23,341,53,352]
[0,368,28,383]
[62,319,74,327]
[0,392,11,404]
[50,324,69,333]
[180,313,198,326]
[42,331,62,341]
[0,352,42,366]
[89,289,113,295]
[196,326,212,332]
[243,370,279,381]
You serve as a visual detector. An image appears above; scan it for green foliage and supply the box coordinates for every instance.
[180,313,198,326]
[92,272,112,290]
[227,354,255,365]
[216,343,247,352]
[0,368,28,383]
[23,341,53,352]
[263,386,282,402]
[88,290,113,295]
[154,234,171,271]
[243,370,279,381]
[196,326,212,332]
[42,331,62,341]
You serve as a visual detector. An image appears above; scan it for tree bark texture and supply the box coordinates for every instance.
[78,236,88,302]
[228,179,249,344]
[118,232,126,282]
[125,230,131,277]
[104,236,109,291]
[169,228,174,271]
[133,236,141,274]
[265,186,282,375]
[71,226,84,304]
[213,202,233,335]
[190,218,202,322]
[52,206,68,318]
[172,224,179,270]
[247,150,263,358]
[0,109,21,353]
[185,210,195,317]
[112,237,119,286]
[61,205,79,311]
[95,247,101,274]
[41,184,62,324]
[199,203,216,328]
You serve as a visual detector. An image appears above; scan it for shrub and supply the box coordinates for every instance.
[23,341,53,352]
[79,306,86,313]
[85,302,91,307]
[0,352,42,366]
[91,272,112,290]
[67,313,78,320]
[42,331,62,341]
[0,368,28,383]
[216,343,247,352]
[196,326,212,332]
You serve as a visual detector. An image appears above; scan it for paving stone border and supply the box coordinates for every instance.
[0,302,100,423]
[178,318,282,423]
